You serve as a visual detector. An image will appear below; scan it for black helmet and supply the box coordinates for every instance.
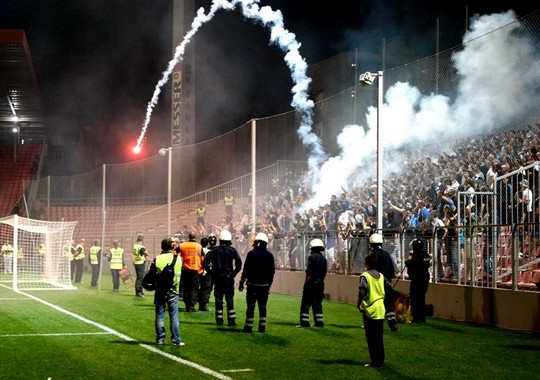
[411,239,423,254]
[208,235,217,246]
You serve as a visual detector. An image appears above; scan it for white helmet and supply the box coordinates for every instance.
[310,238,325,249]
[369,233,383,244]
[220,230,232,241]
[255,233,268,243]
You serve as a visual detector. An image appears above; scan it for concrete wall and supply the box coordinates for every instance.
[272,271,540,333]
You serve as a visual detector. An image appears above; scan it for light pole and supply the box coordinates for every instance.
[359,71,384,232]
[159,147,172,236]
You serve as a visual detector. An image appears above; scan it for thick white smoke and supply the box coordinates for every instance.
[305,10,540,209]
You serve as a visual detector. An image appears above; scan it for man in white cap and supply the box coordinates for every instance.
[298,238,328,327]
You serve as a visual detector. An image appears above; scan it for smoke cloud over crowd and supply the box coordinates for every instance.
[305,10,540,209]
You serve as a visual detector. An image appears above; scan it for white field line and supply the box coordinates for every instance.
[9,288,233,380]
[1,332,112,337]
[220,369,255,373]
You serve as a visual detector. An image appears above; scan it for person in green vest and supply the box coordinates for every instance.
[357,253,395,368]
[107,240,125,292]
[196,203,206,227]
[224,193,234,223]
[38,241,46,273]
[72,238,86,284]
[133,234,149,297]
[153,237,184,346]
[89,239,102,287]
[2,241,13,274]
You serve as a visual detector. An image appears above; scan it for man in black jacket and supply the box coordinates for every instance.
[204,230,242,326]
[239,233,275,333]
[298,238,328,327]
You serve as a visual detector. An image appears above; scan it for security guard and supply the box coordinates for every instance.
[72,239,86,284]
[204,230,242,326]
[108,240,125,292]
[298,238,328,327]
[369,233,398,331]
[133,234,149,297]
[224,193,234,222]
[89,239,101,287]
[2,241,13,274]
[179,232,203,311]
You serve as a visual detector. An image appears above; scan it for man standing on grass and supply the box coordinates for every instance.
[107,240,125,292]
[204,230,242,326]
[239,233,275,333]
[72,238,86,284]
[298,238,327,328]
[179,232,204,312]
[152,238,184,346]
[89,239,101,287]
[133,234,149,298]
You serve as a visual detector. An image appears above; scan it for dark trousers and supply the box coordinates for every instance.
[111,269,120,290]
[90,264,99,286]
[134,263,146,295]
[198,272,212,310]
[244,285,270,331]
[363,314,385,366]
[300,282,324,326]
[181,268,200,310]
[410,280,428,322]
[213,273,236,325]
[72,259,84,283]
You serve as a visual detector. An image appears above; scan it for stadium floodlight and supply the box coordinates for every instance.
[159,147,172,236]
[359,71,384,231]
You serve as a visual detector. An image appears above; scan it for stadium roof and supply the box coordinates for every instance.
[0,29,44,141]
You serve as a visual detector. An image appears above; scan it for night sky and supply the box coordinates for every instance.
[0,0,536,171]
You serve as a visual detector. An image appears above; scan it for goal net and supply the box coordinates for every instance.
[0,215,78,290]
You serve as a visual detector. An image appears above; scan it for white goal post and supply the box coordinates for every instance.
[0,215,78,290]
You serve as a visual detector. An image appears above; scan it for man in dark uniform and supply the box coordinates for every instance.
[369,233,398,331]
[298,238,327,327]
[239,233,275,333]
[204,230,242,326]
[405,239,431,323]
[198,236,213,311]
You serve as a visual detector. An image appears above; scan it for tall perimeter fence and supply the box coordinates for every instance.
[24,10,540,291]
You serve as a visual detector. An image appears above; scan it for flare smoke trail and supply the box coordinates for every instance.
[305,10,540,209]
[136,0,325,174]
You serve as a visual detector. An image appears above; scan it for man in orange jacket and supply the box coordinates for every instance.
[179,232,203,312]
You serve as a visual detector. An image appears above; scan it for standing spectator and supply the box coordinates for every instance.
[179,232,203,312]
[89,239,101,287]
[368,233,397,331]
[224,192,234,223]
[443,205,460,280]
[357,253,393,368]
[298,238,327,328]
[204,230,242,326]
[133,234,149,298]
[196,203,206,227]
[152,238,184,346]
[430,211,446,279]
[72,239,85,284]
[107,240,125,292]
[239,233,275,333]
[405,239,431,323]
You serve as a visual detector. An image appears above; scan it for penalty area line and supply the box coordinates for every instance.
[15,289,232,380]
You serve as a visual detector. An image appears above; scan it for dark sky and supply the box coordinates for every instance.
[0,0,537,170]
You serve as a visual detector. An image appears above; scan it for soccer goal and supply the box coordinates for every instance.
[0,215,78,290]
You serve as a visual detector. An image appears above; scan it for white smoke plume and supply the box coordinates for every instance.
[305,10,540,209]
[136,0,325,175]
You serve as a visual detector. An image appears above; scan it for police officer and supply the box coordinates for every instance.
[298,238,328,327]
[239,233,275,333]
[405,239,431,323]
[198,237,213,311]
[204,230,242,326]
[369,233,398,331]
